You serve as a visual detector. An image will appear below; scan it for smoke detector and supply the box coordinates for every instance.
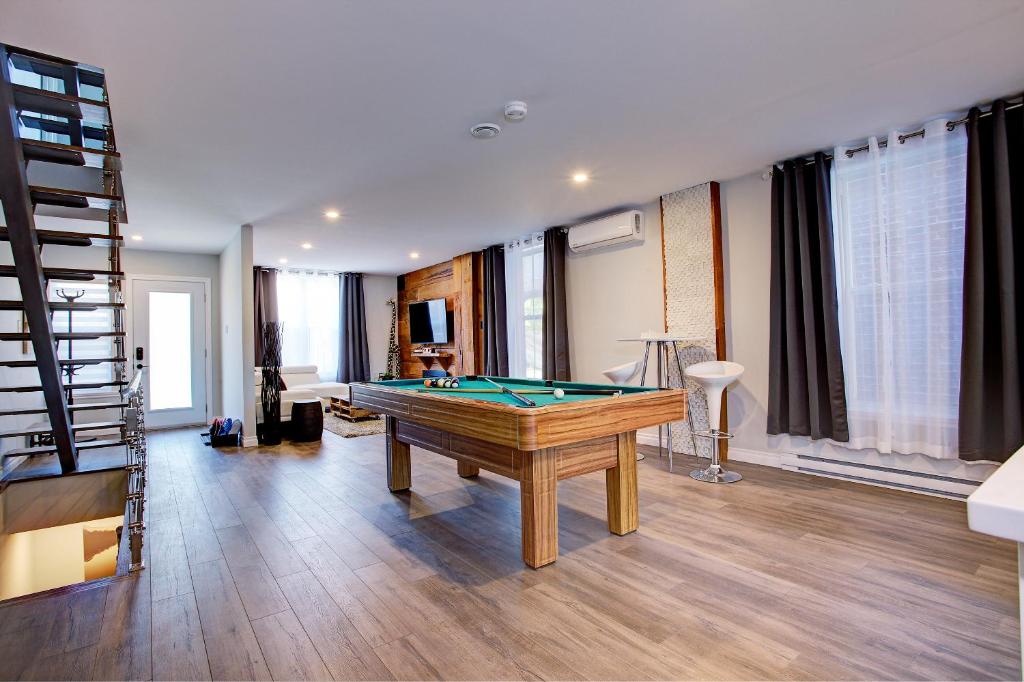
[470,122,501,139]
[504,100,527,122]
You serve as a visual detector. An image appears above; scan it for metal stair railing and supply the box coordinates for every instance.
[123,371,146,571]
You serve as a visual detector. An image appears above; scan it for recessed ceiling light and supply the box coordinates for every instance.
[279,258,288,264]
[409,251,420,259]
[572,172,590,184]
[470,123,501,139]
[301,242,312,249]
[130,234,143,241]
[324,209,340,220]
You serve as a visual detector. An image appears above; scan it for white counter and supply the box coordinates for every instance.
[968,445,1024,543]
[967,445,1023,675]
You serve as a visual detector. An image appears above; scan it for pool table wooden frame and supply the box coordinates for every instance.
[349,380,687,568]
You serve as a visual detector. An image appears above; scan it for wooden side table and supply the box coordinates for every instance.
[290,399,323,442]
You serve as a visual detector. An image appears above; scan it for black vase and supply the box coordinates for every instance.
[258,420,282,446]
[259,322,284,446]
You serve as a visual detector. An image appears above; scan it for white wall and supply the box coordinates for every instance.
[218,225,257,446]
[566,200,665,387]
[121,249,221,417]
[362,274,398,380]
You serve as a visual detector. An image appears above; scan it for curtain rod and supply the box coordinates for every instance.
[785,96,1023,167]
[257,265,344,276]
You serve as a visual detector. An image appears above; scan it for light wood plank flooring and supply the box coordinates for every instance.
[0,427,1019,680]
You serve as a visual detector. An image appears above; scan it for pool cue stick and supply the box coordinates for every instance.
[482,376,536,407]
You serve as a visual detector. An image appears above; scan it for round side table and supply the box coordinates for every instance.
[290,399,324,442]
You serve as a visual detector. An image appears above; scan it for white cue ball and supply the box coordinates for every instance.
[552,388,565,400]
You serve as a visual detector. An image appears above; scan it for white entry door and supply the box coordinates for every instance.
[131,279,208,428]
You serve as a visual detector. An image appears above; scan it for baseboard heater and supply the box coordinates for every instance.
[780,453,982,499]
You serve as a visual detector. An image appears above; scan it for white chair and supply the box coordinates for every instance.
[684,360,744,483]
[602,361,641,385]
[602,361,644,461]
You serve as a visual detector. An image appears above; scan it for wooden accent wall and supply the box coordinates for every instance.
[397,252,483,378]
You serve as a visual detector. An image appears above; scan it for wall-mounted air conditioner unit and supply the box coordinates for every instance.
[567,210,644,253]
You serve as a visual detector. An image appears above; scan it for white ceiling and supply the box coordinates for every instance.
[7,0,1024,274]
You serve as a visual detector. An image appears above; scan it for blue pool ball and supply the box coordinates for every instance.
[553,388,565,399]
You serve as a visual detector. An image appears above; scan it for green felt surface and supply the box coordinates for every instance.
[371,376,656,408]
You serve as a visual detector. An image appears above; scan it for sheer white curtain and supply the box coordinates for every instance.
[832,118,967,458]
[504,232,545,378]
[276,270,340,380]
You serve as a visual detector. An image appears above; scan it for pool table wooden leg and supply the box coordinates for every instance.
[386,416,411,492]
[457,461,480,478]
[520,448,558,568]
[606,431,639,535]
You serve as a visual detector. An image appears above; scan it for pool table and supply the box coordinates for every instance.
[349,376,687,568]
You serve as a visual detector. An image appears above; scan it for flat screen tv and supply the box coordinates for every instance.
[409,298,449,344]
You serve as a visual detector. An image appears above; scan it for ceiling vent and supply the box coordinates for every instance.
[470,122,501,139]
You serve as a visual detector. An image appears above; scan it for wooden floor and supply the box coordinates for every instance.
[0,427,1019,680]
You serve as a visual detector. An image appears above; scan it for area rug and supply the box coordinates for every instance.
[323,413,385,438]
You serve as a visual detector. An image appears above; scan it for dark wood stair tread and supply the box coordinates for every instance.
[21,140,121,170]
[0,380,129,393]
[0,421,125,440]
[0,265,125,281]
[0,226,124,247]
[11,84,110,125]
[29,185,123,212]
[6,44,106,88]
[0,357,127,368]
[0,300,125,311]
[0,402,128,417]
[3,439,126,460]
[18,115,109,145]
[0,331,126,341]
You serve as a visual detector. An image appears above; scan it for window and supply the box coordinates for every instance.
[275,270,339,381]
[48,281,117,389]
[505,233,544,378]
[832,118,967,458]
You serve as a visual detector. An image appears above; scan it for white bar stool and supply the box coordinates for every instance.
[602,361,644,461]
[684,360,744,484]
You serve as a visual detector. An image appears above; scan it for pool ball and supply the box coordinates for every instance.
[552,388,565,400]
[423,379,432,387]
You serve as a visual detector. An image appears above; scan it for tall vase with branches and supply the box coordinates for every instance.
[260,322,283,445]
[384,297,400,380]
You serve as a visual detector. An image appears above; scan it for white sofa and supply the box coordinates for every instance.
[255,365,348,420]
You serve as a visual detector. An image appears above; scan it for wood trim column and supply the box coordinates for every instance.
[386,416,411,492]
[519,448,558,568]
[709,182,729,461]
[606,431,639,535]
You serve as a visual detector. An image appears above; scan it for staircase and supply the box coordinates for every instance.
[0,44,146,574]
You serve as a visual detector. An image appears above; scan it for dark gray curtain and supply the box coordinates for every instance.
[767,154,849,441]
[542,227,571,381]
[253,267,278,367]
[339,272,371,383]
[959,101,1023,463]
[482,245,509,376]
